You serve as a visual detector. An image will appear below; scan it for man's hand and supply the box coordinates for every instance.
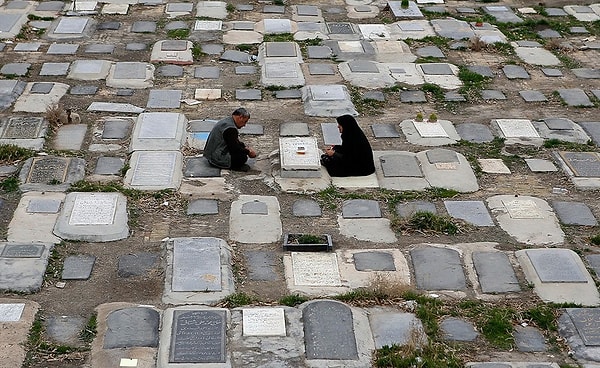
[247,147,257,158]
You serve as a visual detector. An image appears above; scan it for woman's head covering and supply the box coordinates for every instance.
[336,114,360,138]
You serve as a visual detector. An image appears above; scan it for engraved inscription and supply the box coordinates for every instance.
[2,117,43,139]
[242,308,286,336]
[69,193,118,225]
[502,199,543,219]
[0,303,25,322]
[1,244,44,258]
[292,252,341,286]
[27,157,68,184]
[131,152,176,186]
[569,309,600,346]
[169,310,226,363]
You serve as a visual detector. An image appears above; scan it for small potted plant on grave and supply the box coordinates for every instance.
[428,113,438,122]
[283,233,333,252]
[415,112,424,122]
[401,0,409,9]
[475,18,484,27]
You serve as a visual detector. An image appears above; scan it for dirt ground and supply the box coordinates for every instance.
[1,0,600,366]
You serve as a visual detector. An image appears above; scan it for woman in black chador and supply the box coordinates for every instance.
[321,114,375,177]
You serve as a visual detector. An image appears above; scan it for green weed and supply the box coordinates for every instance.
[555,53,582,69]
[0,144,35,163]
[458,66,491,100]
[421,83,444,102]
[221,292,255,307]
[522,305,557,331]
[167,28,190,39]
[296,234,326,244]
[263,33,294,42]
[479,307,515,349]
[80,314,97,344]
[279,294,309,306]
[543,139,595,151]
[0,177,19,192]
[192,44,205,60]
[590,234,600,245]
[394,211,460,235]
[236,44,253,52]
[375,343,462,368]
[69,180,144,200]
[226,3,235,12]
[28,14,54,21]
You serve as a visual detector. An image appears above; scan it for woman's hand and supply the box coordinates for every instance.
[325,146,335,156]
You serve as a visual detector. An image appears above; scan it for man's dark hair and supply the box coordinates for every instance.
[233,107,250,118]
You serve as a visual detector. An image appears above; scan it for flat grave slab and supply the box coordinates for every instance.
[495,119,540,138]
[262,18,292,34]
[102,118,131,140]
[387,1,424,18]
[413,121,449,138]
[503,65,530,79]
[187,199,218,215]
[184,157,221,178]
[68,59,111,80]
[19,156,85,192]
[279,137,320,172]
[572,68,600,79]
[118,252,159,278]
[514,326,547,352]
[236,89,262,100]
[514,47,560,66]
[483,5,523,23]
[400,90,427,103]
[94,157,124,175]
[302,84,357,117]
[0,80,26,111]
[307,45,332,59]
[229,195,282,243]
[551,201,597,226]
[54,192,128,242]
[53,124,87,151]
[0,116,48,151]
[150,40,194,65]
[54,17,89,34]
[481,89,506,100]
[478,158,511,174]
[173,238,221,292]
[371,124,400,138]
[291,252,341,286]
[275,89,302,99]
[242,308,286,336]
[578,122,600,145]
[39,62,70,76]
[369,310,426,349]
[525,158,557,172]
[473,251,520,293]
[441,317,479,342]
[526,249,587,283]
[342,199,381,218]
[146,89,181,109]
[262,61,305,87]
[401,119,460,146]
[70,85,98,95]
[245,250,279,281]
[379,153,422,177]
[194,66,220,79]
[321,122,342,146]
[417,149,479,192]
[560,308,600,352]
[280,122,309,136]
[61,255,95,280]
[125,151,183,190]
[130,112,186,152]
[444,201,494,226]
[107,62,154,89]
[411,246,466,291]
[395,200,436,217]
[292,199,321,217]
[194,20,222,31]
[0,243,53,292]
[519,90,547,102]
[557,89,593,107]
[354,251,396,271]
[303,300,359,360]
[558,151,600,177]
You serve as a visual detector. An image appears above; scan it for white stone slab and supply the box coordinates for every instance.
[172,238,221,291]
[242,308,286,336]
[263,18,292,34]
[292,252,341,286]
[55,17,89,34]
[68,193,117,225]
[0,303,25,322]
[229,195,282,244]
[310,85,345,100]
[358,24,390,39]
[413,121,449,138]
[279,137,320,170]
[337,41,364,53]
[478,158,511,174]
[503,199,543,219]
[130,112,186,152]
[194,20,222,31]
[125,151,183,190]
[496,119,540,138]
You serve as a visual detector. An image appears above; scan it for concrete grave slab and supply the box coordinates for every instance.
[235,65,256,75]
[45,315,87,348]
[400,119,460,146]
[302,85,357,117]
[379,153,422,177]
[150,40,193,65]
[0,13,28,39]
[390,20,435,40]
[388,1,424,18]
[338,212,397,242]
[411,246,467,291]
[48,17,95,40]
[558,308,600,364]
[130,112,186,152]
[187,199,218,215]
[102,306,159,351]
[8,192,64,244]
[0,243,54,292]
[441,317,479,342]
[94,157,124,175]
[430,18,474,40]
[106,62,154,89]
[67,59,111,80]
[342,199,381,218]
[416,45,444,58]
[199,43,223,55]
[124,151,183,190]
[40,62,70,76]
[222,30,263,45]
[557,151,600,179]
[483,5,523,23]
[194,66,220,79]
[369,309,426,349]
[19,156,85,192]
[261,61,305,87]
[488,195,564,245]
[53,192,128,242]
[279,137,320,177]
[525,159,557,172]
[481,90,506,100]
[517,249,599,305]
[261,18,293,34]
[280,122,309,136]
[455,123,494,143]
[102,118,131,140]
[14,42,40,52]
[13,82,68,113]
[357,24,390,40]
[546,8,567,16]
[564,5,600,21]
[557,89,593,107]
[230,195,281,243]
[400,90,426,103]
[84,44,115,54]
[0,116,48,151]
[308,63,335,75]
[166,2,193,17]
[552,201,597,226]
[292,199,321,217]
[493,119,542,145]
[473,251,520,293]
[444,201,494,226]
[146,89,182,108]
[519,90,547,102]
[503,65,530,79]
[478,158,511,174]
[288,252,342,290]
[118,252,159,278]
[579,121,600,146]
[61,255,95,280]
[53,124,87,151]
[338,60,396,88]
[572,68,600,79]
[70,85,98,95]
[307,45,332,59]
[514,326,547,352]
[417,149,479,193]
[194,89,221,101]
[533,118,591,143]
[263,5,284,14]
[371,124,399,138]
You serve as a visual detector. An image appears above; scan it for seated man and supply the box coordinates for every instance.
[204,107,257,171]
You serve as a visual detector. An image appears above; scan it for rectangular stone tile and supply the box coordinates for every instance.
[552,201,597,226]
[292,252,341,286]
[172,238,221,291]
[559,151,600,177]
[496,119,539,138]
[371,124,399,138]
[411,247,466,290]
[279,137,320,171]
[146,90,182,108]
[321,122,342,145]
[413,121,449,137]
[444,201,494,226]
[526,249,587,283]
[502,199,543,219]
[473,251,520,293]
[566,308,600,346]
[342,199,381,218]
[242,308,286,336]
[170,309,226,363]
[380,154,422,177]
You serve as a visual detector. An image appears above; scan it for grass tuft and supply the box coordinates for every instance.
[394,211,460,235]
[279,294,309,306]
[221,292,255,307]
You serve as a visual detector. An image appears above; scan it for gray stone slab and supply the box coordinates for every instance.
[173,238,221,292]
[297,4,318,16]
[586,254,600,279]
[416,46,444,58]
[400,90,426,103]
[263,5,285,13]
[570,26,589,34]
[1,244,45,258]
[354,251,395,271]
[157,64,184,77]
[363,91,385,102]
[235,89,261,100]
[440,317,479,342]
[97,21,120,30]
[292,199,321,217]
[117,89,134,97]
[444,201,494,226]
[481,90,506,100]
[572,68,600,79]
[265,42,297,57]
[579,122,600,145]
[239,124,263,135]
[113,62,147,79]
[280,122,309,136]
[321,123,342,145]
[170,310,226,363]
[327,22,354,35]
[0,116,45,139]
[380,154,422,177]
[131,21,156,33]
[444,91,465,102]
[592,90,600,100]
[84,44,115,54]
[308,64,335,75]
[236,4,253,11]
[187,199,218,215]
[546,8,567,16]
[303,300,358,359]
[342,199,381,218]
[559,151,600,177]
[348,60,378,73]
[516,40,542,48]
[263,18,292,33]
[232,21,254,30]
[503,65,530,79]
[1,63,30,76]
[455,123,494,143]
[369,311,425,349]
[557,89,593,107]
[19,156,85,192]
[525,158,557,172]
[55,17,89,34]
[102,119,130,139]
[200,44,223,55]
[307,46,332,59]
[40,62,70,76]
[526,249,587,283]
[70,85,98,95]
[426,149,458,163]
[30,83,54,94]
[235,66,256,75]
[94,157,124,175]
[241,200,268,215]
[545,117,573,130]
[14,42,41,52]
[36,1,64,11]
[551,201,597,226]
[275,89,302,99]
[221,50,252,63]
[411,247,466,290]
[195,66,220,79]
[26,199,61,214]
[184,157,220,178]
[118,252,159,278]
[45,315,86,347]
[147,89,181,108]
[520,90,547,102]
[483,6,523,23]
[61,255,96,280]
[538,29,561,38]
[245,250,279,281]
[421,63,453,75]
[473,251,520,293]
[54,124,87,151]
[371,124,399,138]
[395,201,436,217]
[514,326,547,352]
[47,43,79,55]
[126,43,147,51]
[103,307,160,348]
[564,308,600,346]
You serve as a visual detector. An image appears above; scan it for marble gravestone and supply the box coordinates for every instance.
[169,309,226,363]
[279,137,321,177]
